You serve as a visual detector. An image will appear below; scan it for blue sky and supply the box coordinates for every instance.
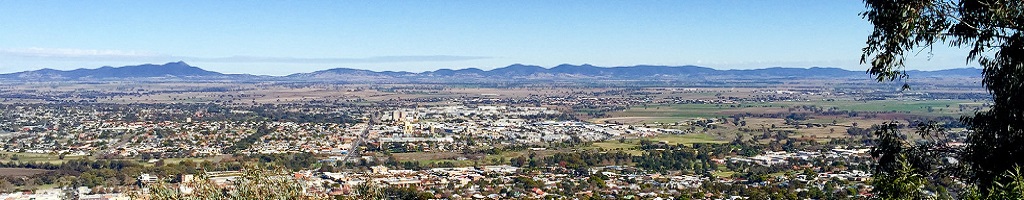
[0,1,971,75]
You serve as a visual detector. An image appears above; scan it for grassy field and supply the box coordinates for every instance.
[592,141,637,150]
[591,141,642,155]
[776,100,978,116]
[600,103,780,124]
[590,134,729,153]
[592,99,981,144]
[600,100,977,125]
[647,134,729,145]
[0,152,88,165]
[712,171,736,178]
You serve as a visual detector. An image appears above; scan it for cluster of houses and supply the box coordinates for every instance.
[367,106,685,151]
[126,165,716,199]
[1,105,693,160]
[727,148,871,167]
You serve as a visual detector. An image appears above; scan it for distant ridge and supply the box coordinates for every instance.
[0,62,982,82]
[0,61,227,80]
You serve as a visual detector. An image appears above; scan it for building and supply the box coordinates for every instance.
[371,165,389,174]
[138,173,159,184]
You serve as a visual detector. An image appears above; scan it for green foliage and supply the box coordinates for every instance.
[588,175,607,189]
[962,167,1024,200]
[861,0,953,83]
[871,155,926,200]
[868,120,959,198]
[137,166,328,200]
[138,165,433,200]
[862,0,1024,195]
[634,146,714,173]
[509,155,528,167]
[870,122,907,174]
[538,151,632,169]
[348,183,432,200]
[513,176,544,189]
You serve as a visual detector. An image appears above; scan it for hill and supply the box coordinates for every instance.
[0,62,983,82]
[0,61,227,80]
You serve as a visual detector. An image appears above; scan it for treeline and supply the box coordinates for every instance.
[634,147,717,174]
[541,151,633,169]
[0,159,149,191]
[500,140,769,174]
[244,152,318,171]
[0,152,321,193]
[507,151,633,170]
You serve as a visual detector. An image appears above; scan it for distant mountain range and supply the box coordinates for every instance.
[1,61,226,80]
[0,61,983,82]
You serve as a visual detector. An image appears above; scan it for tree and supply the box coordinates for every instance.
[349,183,432,200]
[871,124,928,199]
[963,167,1024,200]
[869,121,958,198]
[0,179,13,193]
[861,0,1024,193]
[136,166,328,200]
[509,156,528,167]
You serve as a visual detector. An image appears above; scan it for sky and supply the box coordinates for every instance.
[0,1,973,75]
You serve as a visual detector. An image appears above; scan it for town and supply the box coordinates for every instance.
[3,1,1020,199]
[0,78,982,199]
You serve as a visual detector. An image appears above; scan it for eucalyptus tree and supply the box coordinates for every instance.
[861,0,1024,196]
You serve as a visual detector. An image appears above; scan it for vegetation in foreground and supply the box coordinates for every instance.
[861,0,1024,198]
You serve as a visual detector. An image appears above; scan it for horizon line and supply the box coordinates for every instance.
[1,61,980,76]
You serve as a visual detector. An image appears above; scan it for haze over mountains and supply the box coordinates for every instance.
[0,61,982,82]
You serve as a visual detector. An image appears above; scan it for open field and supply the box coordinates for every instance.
[605,100,974,123]
[0,152,88,165]
[594,99,980,143]
[590,117,684,124]
[776,99,979,116]
[601,103,779,124]
[592,141,637,150]
[587,99,981,144]
[647,134,728,145]
[591,141,642,155]
[712,171,737,178]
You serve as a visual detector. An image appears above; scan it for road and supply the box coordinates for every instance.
[341,112,377,167]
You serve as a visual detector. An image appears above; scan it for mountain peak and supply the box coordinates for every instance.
[553,63,576,68]
[166,61,190,66]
